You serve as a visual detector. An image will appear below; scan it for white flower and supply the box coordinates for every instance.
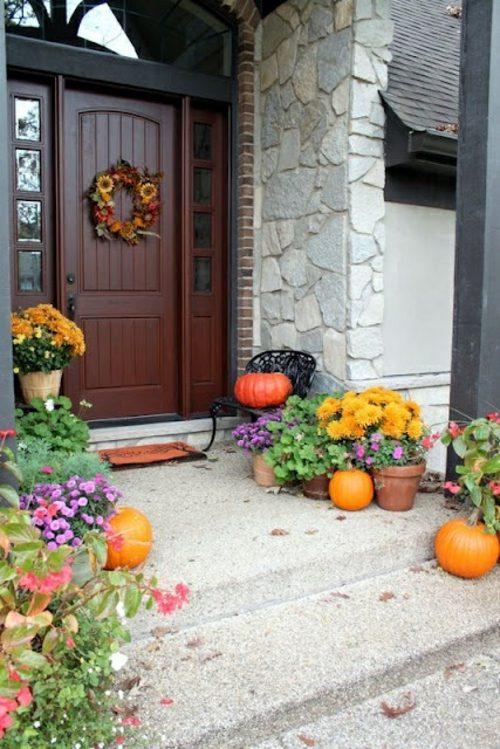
[44,398,55,412]
[116,601,126,620]
[33,721,41,728]
[110,652,128,671]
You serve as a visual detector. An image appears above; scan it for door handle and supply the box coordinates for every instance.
[67,293,76,320]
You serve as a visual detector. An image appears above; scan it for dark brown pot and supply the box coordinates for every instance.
[372,463,426,511]
[303,474,330,500]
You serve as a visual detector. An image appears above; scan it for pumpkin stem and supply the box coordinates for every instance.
[467,507,482,527]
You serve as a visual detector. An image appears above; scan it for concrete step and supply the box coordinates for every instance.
[89,415,239,451]
[116,450,456,632]
[122,562,500,749]
[253,646,500,749]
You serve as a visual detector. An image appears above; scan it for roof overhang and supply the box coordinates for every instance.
[382,95,458,175]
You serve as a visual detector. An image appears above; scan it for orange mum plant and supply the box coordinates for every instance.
[11,304,85,375]
[316,387,437,468]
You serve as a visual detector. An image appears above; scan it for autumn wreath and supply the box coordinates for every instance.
[89,160,163,246]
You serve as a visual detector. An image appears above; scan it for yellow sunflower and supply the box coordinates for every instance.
[97,174,114,193]
[138,182,157,203]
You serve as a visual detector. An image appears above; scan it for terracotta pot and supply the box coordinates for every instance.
[372,463,426,511]
[19,370,62,405]
[252,452,277,487]
[303,474,330,500]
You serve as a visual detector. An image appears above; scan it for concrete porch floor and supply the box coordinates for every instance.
[111,447,500,749]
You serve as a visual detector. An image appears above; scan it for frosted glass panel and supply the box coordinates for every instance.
[15,98,41,141]
[16,149,41,192]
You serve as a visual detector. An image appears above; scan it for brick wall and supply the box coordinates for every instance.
[220,0,259,373]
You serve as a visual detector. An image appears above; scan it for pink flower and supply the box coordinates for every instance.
[151,584,189,615]
[488,481,500,496]
[18,565,72,594]
[122,716,141,727]
[160,697,174,706]
[443,481,461,495]
[16,687,32,708]
[392,446,404,460]
[41,466,54,475]
[448,422,463,439]
[486,412,500,423]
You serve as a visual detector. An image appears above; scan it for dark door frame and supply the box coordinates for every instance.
[4,23,239,425]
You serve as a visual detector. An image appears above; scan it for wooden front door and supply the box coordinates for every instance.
[9,76,228,421]
[63,87,179,420]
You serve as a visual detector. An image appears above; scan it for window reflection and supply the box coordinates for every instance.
[15,98,41,141]
[6,1,232,76]
[16,150,41,192]
[17,200,42,242]
[194,257,212,293]
[18,250,43,292]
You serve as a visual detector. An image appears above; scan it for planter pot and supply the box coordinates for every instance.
[252,453,277,487]
[19,369,62,405]
[372,462,426,512]
[303,474,330,500]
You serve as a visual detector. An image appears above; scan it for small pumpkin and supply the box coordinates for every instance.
[234,372,292,408]
[435,518,499,579]
[105,507,153,570]
[329,469,374,511]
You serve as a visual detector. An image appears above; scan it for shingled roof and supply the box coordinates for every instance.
[384,0,461,136]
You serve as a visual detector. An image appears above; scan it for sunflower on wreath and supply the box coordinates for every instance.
[89,160,163,246]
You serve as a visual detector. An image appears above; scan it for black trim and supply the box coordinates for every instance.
[385,166,456,210]
[383,97,458,172]
[6,36,233,103]
[90,413,184,430]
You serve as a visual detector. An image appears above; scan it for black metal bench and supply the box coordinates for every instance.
[204,350,316,451]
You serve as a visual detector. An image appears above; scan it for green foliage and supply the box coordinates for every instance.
[0,505,188,745]
[264,394,349,483]
[442,415,500,532]
[0,430,21,508]
[2,614,124,749]
[17,437,110,494]
[15,397,90,454]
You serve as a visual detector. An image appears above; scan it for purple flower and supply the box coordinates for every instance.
[366,457,374,466]
[371,433,382,442]
[47,541,58,551]
[72,537,83,547]
[370,442,380,452]
[77,497,88,507]
[355,445,365,459]
[393,446,404,460]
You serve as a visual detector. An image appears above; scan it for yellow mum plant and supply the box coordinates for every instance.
[317,387,438,468]
[11,304,85,374]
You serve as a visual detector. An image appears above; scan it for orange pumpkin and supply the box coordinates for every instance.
[105,507,153,570]
[435,518,499,579]
[234,372,292,408]
[329,469,374,511]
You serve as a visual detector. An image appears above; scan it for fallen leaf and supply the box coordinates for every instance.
[305,529,319,535]
[322,592,350,603]
[271,528,289,536]
[192,464,211,470]
[200,650,223,663]
[224,447,236,453]
[297,735,316,747]
[207,456,219,462]
[186,636,205,649]
[444,663,465,680]
[152,626,173,639]
[147,642,161,652]
[335,514,347,521]
[462,684,478,694]
[409,565,430,574]
[380,691,416,718]
[379,591,395,602]
[444,498,463,511]
[160,697,174,706]
[112,703,139,717]
[117,675,141,692]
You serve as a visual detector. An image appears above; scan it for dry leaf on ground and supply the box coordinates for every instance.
[305,529,319,535]
[200,650,223,663]
[117,675,141,691]
[335,514,347,521]
[322,592,350,603]
[444,662,465,679]
[379,591,395,602]
[186,636,205,649]
[380,691,416,718]
[297,735,316,747]
[271,528,289,536]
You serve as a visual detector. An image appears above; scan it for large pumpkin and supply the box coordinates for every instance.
[105,507,153,570]
[435,518,499,579]
[234,372,292,408]
[329,469,374,511]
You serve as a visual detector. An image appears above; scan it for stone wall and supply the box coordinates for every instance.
[254,0,393,392]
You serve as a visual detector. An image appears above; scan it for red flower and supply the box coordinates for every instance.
[122,716,141,727]
[18,565,72,594]
[41,466,54,475]
[16,686,32,708]
[488,481,500,496]
[448,422,463,439]
[486,411,500,423]
[160,697,174,706]
[443,481,461,495]
[106,529,124,552]
[115,738,125,745]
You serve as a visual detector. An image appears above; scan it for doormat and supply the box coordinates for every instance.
[98,442,206,468]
